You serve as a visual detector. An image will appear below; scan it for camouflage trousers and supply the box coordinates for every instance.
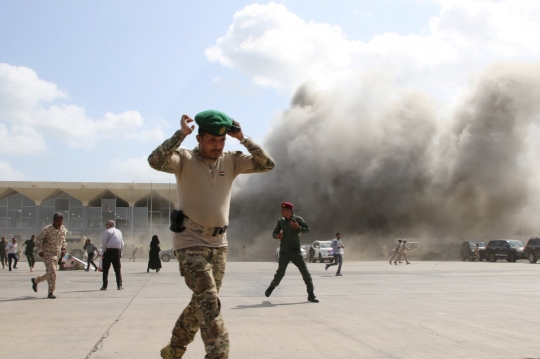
[36,258,57,293]
[167,246,229,359]
[0,253,6,268]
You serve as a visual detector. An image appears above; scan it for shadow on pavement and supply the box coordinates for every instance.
[0,296,41,303]
[232,301,307,309]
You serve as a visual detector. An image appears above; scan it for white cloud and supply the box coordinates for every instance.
[205,1,540,96]
[108,156,175,183]
[0,124,47,154]
[0,161,24,180]
[0,63,165,153]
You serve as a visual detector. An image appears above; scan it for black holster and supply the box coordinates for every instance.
[170,210,186,233]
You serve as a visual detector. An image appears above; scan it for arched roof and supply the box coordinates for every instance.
[0,181,178,207]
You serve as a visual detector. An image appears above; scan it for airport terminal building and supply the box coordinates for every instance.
[0,181,177,247]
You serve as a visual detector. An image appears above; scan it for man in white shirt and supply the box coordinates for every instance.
[6,238,18,271]
[326,233,344,276]
[100,220,124,290]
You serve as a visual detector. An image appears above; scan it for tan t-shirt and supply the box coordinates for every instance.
[168,148,255,250]
[148,132,275,250]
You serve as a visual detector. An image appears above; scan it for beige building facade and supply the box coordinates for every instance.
[0,181,178,256]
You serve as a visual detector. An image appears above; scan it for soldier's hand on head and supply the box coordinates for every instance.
[180,114,195,136]
[227,120,244,141]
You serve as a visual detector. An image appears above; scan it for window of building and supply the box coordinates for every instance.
[0,192,36,229]
[41,192,83,229]
[88,191,130,230]
[134,192,173,231]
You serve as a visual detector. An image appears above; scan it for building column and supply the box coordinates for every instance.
[34,206,41,232]
[129,206,134,240]
[82,206,88,233]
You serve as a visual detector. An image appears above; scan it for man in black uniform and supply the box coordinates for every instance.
[23,235,36,272]
[265,202,319,303]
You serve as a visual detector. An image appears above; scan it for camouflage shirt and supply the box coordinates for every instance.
[36,225,68,260]
[0,240,7,255]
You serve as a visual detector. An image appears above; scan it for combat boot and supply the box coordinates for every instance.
[160,343,186,359]
[307,293,319,303]
[265,285,275,297]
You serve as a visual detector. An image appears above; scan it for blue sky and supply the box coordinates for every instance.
[1,0,537,182]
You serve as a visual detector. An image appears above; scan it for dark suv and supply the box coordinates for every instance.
[460,241,486,261]
[485,240,526,262]
[524,237,540,263]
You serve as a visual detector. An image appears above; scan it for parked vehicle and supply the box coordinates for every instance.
[485,240,526,262]
[276,244,306,262]
[460,241,486,261]
[159,248,175,262]
[312,241,334,263]
[524,237,540,263]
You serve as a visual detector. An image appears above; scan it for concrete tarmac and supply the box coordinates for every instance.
[1,259,540,359]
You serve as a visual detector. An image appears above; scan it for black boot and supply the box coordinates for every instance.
[307,293,319,303]
[265,286,275,297]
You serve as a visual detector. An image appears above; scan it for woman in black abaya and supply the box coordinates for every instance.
[147,235,162,273]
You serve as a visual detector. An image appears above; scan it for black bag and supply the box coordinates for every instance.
[170,210,186,233]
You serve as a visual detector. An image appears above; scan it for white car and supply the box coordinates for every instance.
[276,244,307,262]
[159,249,175,262]
[312,241,334,263]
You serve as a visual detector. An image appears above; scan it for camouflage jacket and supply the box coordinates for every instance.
[147,130,275,174]
[273,215,310,253]
[36,225,68,260]
[0,240,6,255]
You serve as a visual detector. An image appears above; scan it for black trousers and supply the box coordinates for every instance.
[270,250,314,294]
[26,253,35,268]
[8,253,18,269]
[87,252,97,270]
[102,249,122,288]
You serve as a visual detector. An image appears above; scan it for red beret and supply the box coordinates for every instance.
[281,202,293,209]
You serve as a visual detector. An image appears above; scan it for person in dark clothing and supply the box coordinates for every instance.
[308,246,315,263]
[24,235,36,272]
[147,235,162,273]
[265,202,319,303]
[58,248,67,270]
[83,238,99,272]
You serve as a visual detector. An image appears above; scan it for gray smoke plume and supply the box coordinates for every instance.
[228,61,540,251]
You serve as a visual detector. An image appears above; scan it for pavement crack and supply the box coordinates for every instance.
[84,273,154,359]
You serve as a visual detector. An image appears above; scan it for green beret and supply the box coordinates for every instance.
[194,110,233,136]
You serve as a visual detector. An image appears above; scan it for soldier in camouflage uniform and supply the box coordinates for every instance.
[0,236,7,269]
[148,110,275,359]
[31,212,67,299]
